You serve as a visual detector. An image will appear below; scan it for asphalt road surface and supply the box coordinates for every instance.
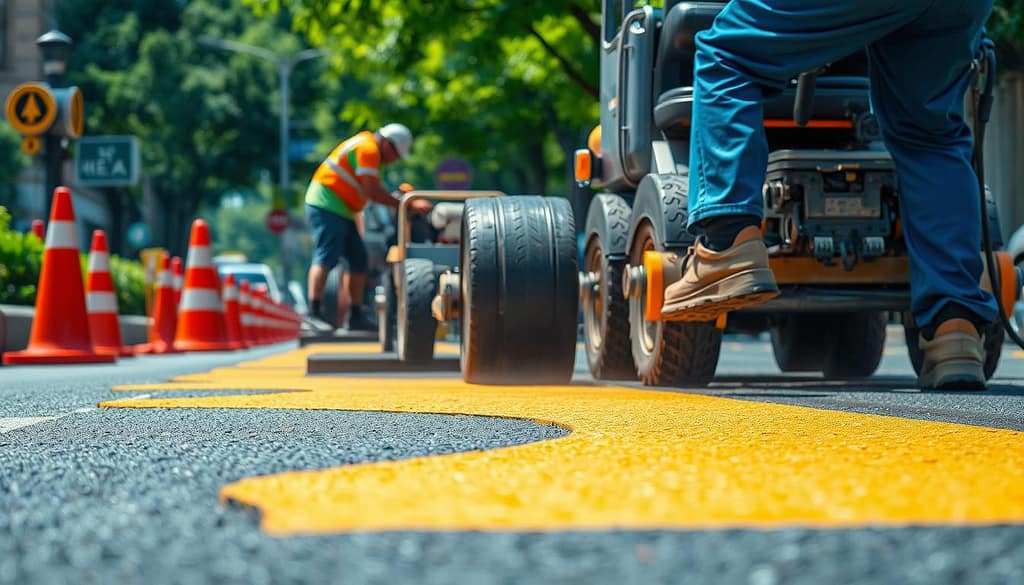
[2,332,1024,585]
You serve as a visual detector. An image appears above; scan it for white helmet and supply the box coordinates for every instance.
[378,123,413,160]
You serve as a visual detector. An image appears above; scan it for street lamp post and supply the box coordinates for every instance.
[198,36,327,283]
[36,30,73,221]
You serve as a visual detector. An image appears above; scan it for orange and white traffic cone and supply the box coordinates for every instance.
[222,274,247,350]
[86,230,134,357]
[3,187,116,365]
[171,256,183,309]
[250,288,268,345]
[136,255,179,354]
[238,280,257,346]
[174,219,235,352]
[30,219,45,240]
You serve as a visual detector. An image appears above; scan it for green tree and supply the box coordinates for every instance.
[59,0,327,255]
[247,0,602,195]
[991,0,1024,69]
[0,122,30,213]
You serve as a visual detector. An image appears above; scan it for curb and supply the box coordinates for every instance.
[0,304,149,362]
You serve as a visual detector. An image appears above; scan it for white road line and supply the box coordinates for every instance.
[0,398,140,435]
[0,417,55,433]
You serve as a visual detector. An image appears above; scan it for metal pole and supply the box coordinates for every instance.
[279,62,291,283]
[279,63,290,197]
[43,135,62,221]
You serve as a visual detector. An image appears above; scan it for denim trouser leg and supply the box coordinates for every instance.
[686,0,997,328]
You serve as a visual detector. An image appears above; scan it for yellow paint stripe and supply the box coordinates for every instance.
[107,347,1024,536]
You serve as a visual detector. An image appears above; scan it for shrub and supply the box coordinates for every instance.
[0,206,147,315]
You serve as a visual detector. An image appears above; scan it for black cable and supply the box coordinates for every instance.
[974,40,1024,349]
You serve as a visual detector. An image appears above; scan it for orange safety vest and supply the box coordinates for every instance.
[312,131,381,213]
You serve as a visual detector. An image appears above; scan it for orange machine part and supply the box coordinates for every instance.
[643,251,664,321]
[995,251,1016,319]
[575,150,593,184]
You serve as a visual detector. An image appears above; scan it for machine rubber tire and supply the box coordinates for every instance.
[628,220,722,387]
[322,266,343,328]
[822,312,887,379]
[770,315,828,373]
[904,316,1003,381]
[582,195,634,380]
[379,269,397,352]
[460,196,578,385]
[397,259,437,363]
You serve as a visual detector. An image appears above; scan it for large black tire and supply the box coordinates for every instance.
[582,195,634,380]
[379,269,397,352]
[822,312,887,379]
[904,315,1003,381]
[397,259,437,363]
[770,315,828,373]
[629,220,722,387]
[460,196,578,385]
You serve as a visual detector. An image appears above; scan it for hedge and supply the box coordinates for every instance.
[0,206,147,315]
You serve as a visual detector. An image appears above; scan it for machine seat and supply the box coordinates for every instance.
[653,77,871,131]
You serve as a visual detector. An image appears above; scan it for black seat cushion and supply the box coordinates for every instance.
[654,77,871,130]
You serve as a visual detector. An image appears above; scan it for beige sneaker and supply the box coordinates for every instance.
[917,318,986,391]
[661,226,779,321]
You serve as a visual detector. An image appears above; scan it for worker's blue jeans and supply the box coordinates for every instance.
[687,0,998,329]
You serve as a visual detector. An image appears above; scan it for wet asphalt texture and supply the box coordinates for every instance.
[1,336,1024,584]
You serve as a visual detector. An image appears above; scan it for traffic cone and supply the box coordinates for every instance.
[222,274,247,350]
[252,286,270,344]
[238,279,256,346]
[86,230,133,357]
[30,219,45,240]
[174,219,235,351]
[3,187,116,365]
[136,255,179,354]
[171,256,183,309]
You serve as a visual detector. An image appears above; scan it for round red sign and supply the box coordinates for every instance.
[266,208,290,234]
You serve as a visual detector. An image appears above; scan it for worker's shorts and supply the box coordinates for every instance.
[306,204,368,274]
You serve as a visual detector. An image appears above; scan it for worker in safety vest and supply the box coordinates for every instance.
[661,1,996,390]
[304,123,430,332]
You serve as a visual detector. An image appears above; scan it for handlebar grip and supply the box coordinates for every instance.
[793,71,818,128]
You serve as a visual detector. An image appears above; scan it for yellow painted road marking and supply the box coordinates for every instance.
[105,346,1024,536]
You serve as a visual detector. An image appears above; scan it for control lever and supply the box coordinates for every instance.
[793,66,827,127]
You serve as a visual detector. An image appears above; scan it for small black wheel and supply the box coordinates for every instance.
[397,259,437,363]
[904,314,1002,381]
[379,269,397,352]
[822,312,886,379]
[582,195,634,380]
[628,220,721,386]
[322,266,343,327]
[460,196,578,384]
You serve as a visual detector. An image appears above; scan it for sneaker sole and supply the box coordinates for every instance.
[919,359,987,391]
[661,269,779,322]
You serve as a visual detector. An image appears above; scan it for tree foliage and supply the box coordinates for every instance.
[246,0,601,195]
[991,0,1024,69]
[58,0,326,255]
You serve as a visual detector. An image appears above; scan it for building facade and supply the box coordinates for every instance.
[0,0,110,250]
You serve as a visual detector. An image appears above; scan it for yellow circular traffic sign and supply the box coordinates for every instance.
[5,83,56,135]
[21,135,41,155]
[66,86,84,138]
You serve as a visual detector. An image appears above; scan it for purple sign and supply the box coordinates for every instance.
[434,157,473,190]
